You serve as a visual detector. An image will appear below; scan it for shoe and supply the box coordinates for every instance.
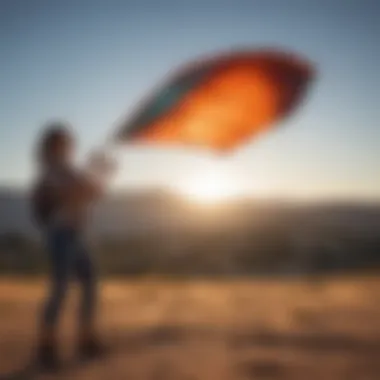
[77,337,107,361]
[35,343,60,372]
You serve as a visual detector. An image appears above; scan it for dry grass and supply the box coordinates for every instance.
[0,277,379,379]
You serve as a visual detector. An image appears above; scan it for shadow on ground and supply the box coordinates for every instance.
[2,324,380,380]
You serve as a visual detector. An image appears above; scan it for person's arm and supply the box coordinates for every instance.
[52,168,102,207]
[74,150,117,203]
[77,171,104,201]
[54,151,115,206]
[85,149,116,187]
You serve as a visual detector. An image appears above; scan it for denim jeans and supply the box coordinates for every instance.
[41,226,97,330]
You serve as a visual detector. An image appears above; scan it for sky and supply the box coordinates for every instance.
[0,0,379,201]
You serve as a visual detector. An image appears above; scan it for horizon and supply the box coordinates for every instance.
[0,183,380,207]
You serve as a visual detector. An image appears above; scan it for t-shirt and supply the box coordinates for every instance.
[34,163,94,230]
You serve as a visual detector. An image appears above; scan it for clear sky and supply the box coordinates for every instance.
[1,0,379,200]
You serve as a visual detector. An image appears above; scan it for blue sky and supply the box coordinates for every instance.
[0,0,379,200]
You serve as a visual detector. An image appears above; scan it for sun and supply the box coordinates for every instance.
[182,177,234,203]
[173,163,243,204]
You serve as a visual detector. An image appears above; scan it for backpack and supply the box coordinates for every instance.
[30,178,57,227]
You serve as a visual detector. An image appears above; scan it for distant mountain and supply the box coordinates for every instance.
[0,187,180,237]
[0,187,379,240]
[0,188,34,236]
[1,187,379,275]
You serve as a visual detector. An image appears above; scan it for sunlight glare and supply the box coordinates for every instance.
[174,161,244,204]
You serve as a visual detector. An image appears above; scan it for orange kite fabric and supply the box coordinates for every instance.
[116,49,315,151]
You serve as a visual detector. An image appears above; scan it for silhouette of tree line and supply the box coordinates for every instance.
[0,219,379,277]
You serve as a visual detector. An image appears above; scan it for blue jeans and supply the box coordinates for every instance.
[42,226,97,330]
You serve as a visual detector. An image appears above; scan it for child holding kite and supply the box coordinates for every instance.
[31,122,115,370]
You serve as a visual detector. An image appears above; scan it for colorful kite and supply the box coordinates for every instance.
[115,49,315,152]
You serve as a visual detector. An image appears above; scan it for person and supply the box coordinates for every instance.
[31,121,115,370]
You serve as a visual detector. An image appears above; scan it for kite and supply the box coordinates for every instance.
[114,49,315,152]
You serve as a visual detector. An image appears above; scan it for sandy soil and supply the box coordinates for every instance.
[0,277,379,380]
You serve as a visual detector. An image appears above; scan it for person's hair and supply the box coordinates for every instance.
[36,121,72,168]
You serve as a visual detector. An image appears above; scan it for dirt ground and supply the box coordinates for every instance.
[0,277,379,380]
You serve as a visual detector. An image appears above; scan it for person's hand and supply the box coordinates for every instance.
[86,149,117,178]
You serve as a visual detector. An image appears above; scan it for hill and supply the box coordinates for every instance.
[0,187,379,276]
